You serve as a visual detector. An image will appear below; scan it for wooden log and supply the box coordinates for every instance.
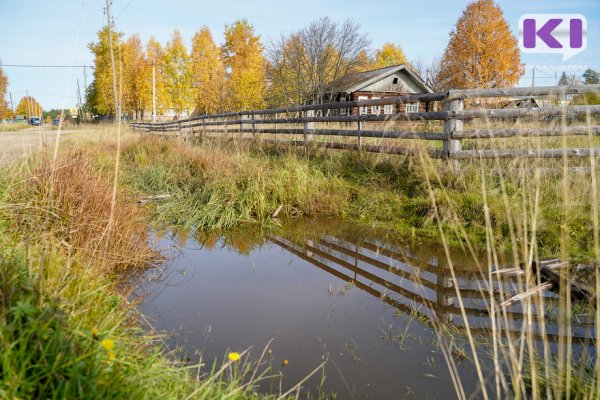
[530,258,594,303]
[454,125,600,139]
[443,98,463,155]
[451,105,600,120]
[447,84,600,101]
[450,147,600,159]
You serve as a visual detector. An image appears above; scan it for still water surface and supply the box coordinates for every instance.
[137,220,594,399]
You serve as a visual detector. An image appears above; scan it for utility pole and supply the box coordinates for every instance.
[152,58,156,123]
[77,78,83,122]
[83,65,88,91]
[105,0,120,122]
[26,89,31,117]
[9,92,14,119]
[531,66,535,87]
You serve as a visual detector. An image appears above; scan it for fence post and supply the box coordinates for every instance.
[241,113,250,139]
[357,119,362,149]
[443,92,463,159]
[304,109,314,144]
[251,113,256,139]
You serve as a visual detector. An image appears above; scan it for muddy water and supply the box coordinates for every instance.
[137,220,595,399]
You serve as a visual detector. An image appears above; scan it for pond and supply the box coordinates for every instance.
[136,220,596,399]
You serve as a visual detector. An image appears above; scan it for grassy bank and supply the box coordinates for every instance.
[0,152,318,399]
[121,134,598,263]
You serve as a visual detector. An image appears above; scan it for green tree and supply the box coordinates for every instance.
[87,25,124,115]
[162,29,193,115]
[438,0,523,89]
[191,27,226,114]
[221,20,266,111]
[15,96,43,118]
[558,71,569,85]
[372,43,407,69]
[582,69,599,85]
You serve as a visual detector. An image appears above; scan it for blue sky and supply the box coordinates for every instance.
[0,0,598,110]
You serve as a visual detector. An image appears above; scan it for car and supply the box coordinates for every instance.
[51,119,61,126]
[28,116,42,126]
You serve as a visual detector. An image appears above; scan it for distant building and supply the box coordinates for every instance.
[323,64,434,115]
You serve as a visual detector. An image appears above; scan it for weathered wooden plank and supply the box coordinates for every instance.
[259,139,445,158]
[450,147,600,159]
[451,105,600,120]
[454,125,600,139]
[196,128,445,140]
[447,84,600,101]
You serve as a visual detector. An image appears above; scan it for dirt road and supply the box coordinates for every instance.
[0,126,69,164]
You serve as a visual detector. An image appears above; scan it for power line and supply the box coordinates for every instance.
[1,64,94,68]
[115,0,134,19]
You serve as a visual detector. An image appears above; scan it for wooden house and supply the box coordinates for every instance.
[323,64,434,115]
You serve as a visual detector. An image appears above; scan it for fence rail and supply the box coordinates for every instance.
[131,84,600,160]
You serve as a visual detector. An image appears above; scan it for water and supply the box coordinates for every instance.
[136,220,595,399]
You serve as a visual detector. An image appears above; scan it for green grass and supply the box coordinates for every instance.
[120,136,599,263]
[0,154,326,399]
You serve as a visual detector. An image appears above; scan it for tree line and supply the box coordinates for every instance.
[2,0,599,121]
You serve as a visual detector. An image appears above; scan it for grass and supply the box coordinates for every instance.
[1,112,599,398]
[118,133,598,264]
[0,123,29,132]
[0,150,327,399]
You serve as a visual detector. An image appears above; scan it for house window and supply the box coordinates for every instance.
[371,97,380,115]
[358,96,368,115]
[406,103,419,113]
[392,77,399,84]
[384,104,394,115]
[340,107,348,115]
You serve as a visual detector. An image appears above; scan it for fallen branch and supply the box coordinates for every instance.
[138,194,171,204]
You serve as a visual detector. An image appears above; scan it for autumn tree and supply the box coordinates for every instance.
[146,37,167,116]
[162,29,193,115]
[15,96,43,118]
[122,34,152,119]
[221,20,266,111]
[437,0,522,90]
[87,25,124,115]
[266,17,369,107]
[0,62,11,119]
[191,27,226,114]
[372,43,407,69]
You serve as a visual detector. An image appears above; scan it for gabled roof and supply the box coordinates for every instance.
[327,64,433,94]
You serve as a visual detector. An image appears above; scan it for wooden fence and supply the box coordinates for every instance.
[131,84,600,160]
[269,234,596,345]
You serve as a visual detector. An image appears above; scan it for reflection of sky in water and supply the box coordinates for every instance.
[136,223,595,399]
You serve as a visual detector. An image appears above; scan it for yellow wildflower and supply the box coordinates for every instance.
[101,339,114,351]
[91,328,99,341]
[108,351,116,360]
[282,359,289,367]
[228,352,241,362]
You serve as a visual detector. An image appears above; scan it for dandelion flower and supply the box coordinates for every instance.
[228,352,241,362]
[91,328,99,341]
[108,351,116,360]
[101,338,114,351]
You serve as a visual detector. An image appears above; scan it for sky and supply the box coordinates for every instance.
[0,0,598,110]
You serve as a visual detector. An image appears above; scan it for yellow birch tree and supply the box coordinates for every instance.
[146,37,167,116]
[0,62,11,119]
[190,27,226,114]
[15,96,43,118]
[221,20,266,111]
[122,34,152,119]
[162,29,193,115]
[438,0,523,89]
[372,43,408,69]
[87,25,124,115]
